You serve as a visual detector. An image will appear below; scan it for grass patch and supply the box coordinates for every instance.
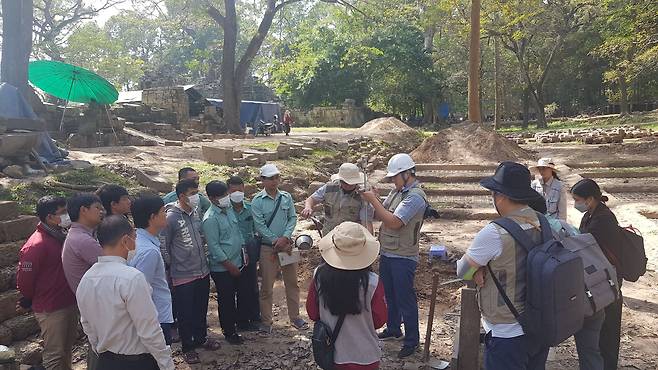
[183,162,260,186]
[54,167,135,188]
[0,183,71,215]
[497,112,658,134]
[293,126,358,132]
[246,142,279,151]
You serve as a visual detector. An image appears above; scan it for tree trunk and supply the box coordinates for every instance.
[467,0,481,124]
[522,88,530,129]
[534,91,547,128]
[619,77,630,116]
[220,0,243,134]
[1,0,33,97]
[493,36,502,130]
[423,25,436,125]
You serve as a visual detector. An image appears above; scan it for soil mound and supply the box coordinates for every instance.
[357,117,421,148]
[411,123,535,164]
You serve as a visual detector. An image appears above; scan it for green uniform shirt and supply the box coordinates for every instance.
[162,191,211,216]
[250,189,297,245]
[202,204,244,272]
[232,201,256,243]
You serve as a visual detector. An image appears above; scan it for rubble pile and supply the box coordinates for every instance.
[357,117,422,146]
[506,125,657,145]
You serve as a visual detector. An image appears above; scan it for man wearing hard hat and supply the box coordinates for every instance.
[360,153,428,359]
[301,163,374,234]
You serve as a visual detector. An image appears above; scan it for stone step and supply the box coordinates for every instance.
[0,201,18,222]
[0,241,22,268]
[417,174,484,184]
[0,216,38,244]
[202,146,234,165]
[415,163,497,171]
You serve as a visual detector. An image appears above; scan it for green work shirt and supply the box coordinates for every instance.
[232,201,256,243]
[250,189,297,245]
[202,204,244,272]
[162,191,211,216]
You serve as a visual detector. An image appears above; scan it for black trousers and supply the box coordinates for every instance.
[211,271,249,336]
[237,262,261,324]
[97,352,158,370]
[172,275,210,352]
[160,323,172,345]
[600,294,623,370]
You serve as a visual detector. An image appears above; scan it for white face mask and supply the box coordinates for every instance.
[58,213,72,229]
[187,194,201,209]
[230,191,245,204]
[217,195,231,208]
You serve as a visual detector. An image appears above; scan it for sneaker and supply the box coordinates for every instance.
[291,318,309,330]
[225,333,244,345]
[237,322,260,332]
[398,345,418,359]
[259,323,272,334]
[378,329,403,341]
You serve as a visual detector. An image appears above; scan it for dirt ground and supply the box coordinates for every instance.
[57,129,658,370]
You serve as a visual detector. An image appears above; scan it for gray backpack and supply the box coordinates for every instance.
[559,232,620,316]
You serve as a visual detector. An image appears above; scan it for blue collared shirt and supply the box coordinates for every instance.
[129,228,173,324]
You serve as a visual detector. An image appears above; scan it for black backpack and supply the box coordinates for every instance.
[615,226,647,282]
[312,314,345,370]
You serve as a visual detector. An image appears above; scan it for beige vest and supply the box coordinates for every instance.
[379,186,427,257]
[322,180,362,234]
[532,178,564,218]
[478,208,542,324]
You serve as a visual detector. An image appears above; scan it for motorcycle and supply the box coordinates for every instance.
[254,120,274,136]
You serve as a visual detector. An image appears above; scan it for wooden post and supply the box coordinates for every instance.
[467,0,481,123]
[452,287,480,370]
[423,274,440,362]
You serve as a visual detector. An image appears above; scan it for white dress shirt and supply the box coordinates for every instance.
[76,255,175,370]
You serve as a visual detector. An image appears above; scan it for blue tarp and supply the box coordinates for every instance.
[207,99,281,128]
[0,83,68,164]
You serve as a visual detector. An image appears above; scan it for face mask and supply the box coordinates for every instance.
[187,194,201,209]
[574,201,589,213]
[57,213,72,228]
[230,191,245,204]
[217,195,231,208]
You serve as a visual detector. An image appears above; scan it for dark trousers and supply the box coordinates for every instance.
[484,332,550,370]
[237,262,261,324]
[160,323,173,345]
[97,352,158,370]
[211,271,244,336]
[380,255,419,347]
[600,295,623,370]
[173,275,210,352]
[574,309,605,370]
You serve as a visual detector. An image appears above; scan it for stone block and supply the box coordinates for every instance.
[0,242,21,268]
[134,169,174,193]
[202,146,234,165]
[233,158,247,167]
[0,291,21,322]
[0,267,16,293]
[12,340,42,365]
[0,202,18,222]
[232,150,244,159]
[164,141,183,146]
[0,324,11,345]
[0,217,38,244]
[3,314,40,342]
[244,155,265,167]
[1,166,24,180]
[301,147,314,156]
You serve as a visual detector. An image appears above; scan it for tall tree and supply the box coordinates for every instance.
[468,0,481,123]
[1,0,33,96]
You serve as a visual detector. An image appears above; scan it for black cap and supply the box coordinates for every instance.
[480,161,542,201]
[206,180,228,197]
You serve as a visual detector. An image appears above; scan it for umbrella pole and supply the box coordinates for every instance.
[104,106,119,143]
[59,79,76,132]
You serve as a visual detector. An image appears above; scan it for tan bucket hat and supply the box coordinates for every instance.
[318,222,380,270]
[529,157,558,173]
[334,163,365,185]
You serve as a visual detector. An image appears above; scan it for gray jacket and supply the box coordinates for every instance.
[162,203,209,280]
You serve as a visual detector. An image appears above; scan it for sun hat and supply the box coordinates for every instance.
[480,161,542,201]
[334,163,365,185]
[318,222,380,270]
[529,158,558,173]
[259,163,280,178]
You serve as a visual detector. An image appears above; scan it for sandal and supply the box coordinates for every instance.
[200,338,221,351]
[183,350,201,364]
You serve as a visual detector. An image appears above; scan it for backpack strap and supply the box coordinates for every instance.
[491,217,535,253]
[536,213,555,244]
[331,314,346,345]
[487,263,521,320]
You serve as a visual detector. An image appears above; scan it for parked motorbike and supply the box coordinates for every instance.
[254,120,274,136]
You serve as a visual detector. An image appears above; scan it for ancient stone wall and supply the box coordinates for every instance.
[142,87,190,125]
[292,100,372,128]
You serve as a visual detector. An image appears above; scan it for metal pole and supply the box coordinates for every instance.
[58,79,76,132]
[104,105,119,143]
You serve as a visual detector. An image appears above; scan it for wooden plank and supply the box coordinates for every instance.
[457,287,480,370]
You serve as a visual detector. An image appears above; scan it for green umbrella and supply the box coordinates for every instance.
[28,60,118,104]
[28,60,118,132]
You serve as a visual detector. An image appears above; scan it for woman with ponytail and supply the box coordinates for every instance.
[571,179,624,370]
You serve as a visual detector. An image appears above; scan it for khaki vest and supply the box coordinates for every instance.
[322,180,362,234]
[532,178,564,219]
[478,208,542,324]
[379,186,427,257]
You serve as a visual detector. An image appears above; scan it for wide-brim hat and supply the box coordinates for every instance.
[529,158,558,173]
[335,163,365,185]
[480,161,542,201]
[318,222,380,270]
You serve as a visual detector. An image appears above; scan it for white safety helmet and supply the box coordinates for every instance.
[259,163,280,178]
[385,153,416,178]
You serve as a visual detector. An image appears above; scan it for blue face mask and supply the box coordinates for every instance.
[574,201,588,213]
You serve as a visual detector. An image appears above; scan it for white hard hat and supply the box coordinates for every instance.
[259,163,280,177]
[385,153,416,178]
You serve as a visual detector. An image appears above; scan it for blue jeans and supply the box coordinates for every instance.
[380,255,419,347]
[484,332,549,370]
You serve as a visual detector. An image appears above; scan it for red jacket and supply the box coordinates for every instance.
[16,224,76,313]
